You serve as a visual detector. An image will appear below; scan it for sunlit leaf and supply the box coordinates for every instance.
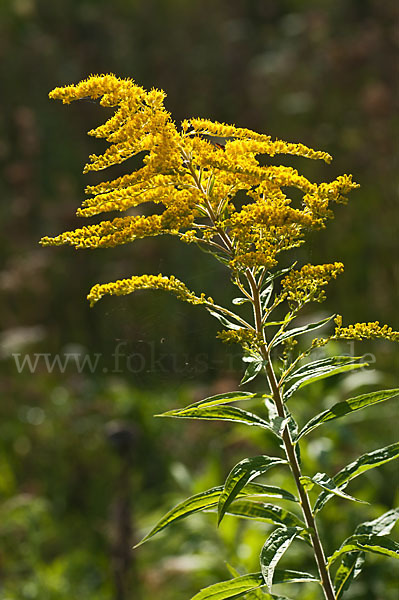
[156,405,273,430]
[232,296,250,305]
[334,507,399,598]
[189,573,264,600]
[243,482,298,503]
[135,481,297,547]
[260,281,274,310]
[222,500,305,528]
[272,315,334,348]
[273,569,318,584]
[314,442,399,513]
[207,308,244,330]
[189,570,301,600]
[328,534,399,568]
[260,526,303,590]
[283,359,368,401]
[356,508,399,536]
[240,360,264,385]
[298,389,399,440]
[334,552,365,599]
[135,486,224,547]
[300,472,367,504]
[218,456,287,525]
[225,565,298,599]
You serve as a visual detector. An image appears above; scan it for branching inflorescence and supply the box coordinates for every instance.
[42,74,399,600]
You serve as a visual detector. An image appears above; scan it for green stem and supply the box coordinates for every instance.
[246,269,336,600]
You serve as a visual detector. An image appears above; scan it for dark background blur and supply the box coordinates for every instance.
[0,1,398,599]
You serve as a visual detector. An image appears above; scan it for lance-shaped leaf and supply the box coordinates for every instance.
[218,456,287,525]
[284,355,366,383]
[334,552,365,599]
[241,360,265,385]
[189,572,265,600]
[226,567,304,600]
[283,357,368,401]
[189,570,302,600]
[334,508,399,598]
[297,388,399,440]
[299,472,368,505]
[222,500,305,529]
[260,526,303,590]
[273,569,318,585]
[207,307,246,330]
[135,482,297,547]
[135,485,224,547]
[241,482,298,503]
[169,391,265,410]
[260,280,274,310]
[356,508,399,536]
[232,296,250,306]
[328,534,399,567]
[272,315,334,348]
[314,442,399,513]
[156,405,274,431]
[225,566,297,600]
[262,263,297,287]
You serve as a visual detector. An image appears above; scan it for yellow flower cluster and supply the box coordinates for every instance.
[281,263,344,305]
[87,274,212,308]
[333,316,399,342]
[216,329,258,346]
[225,192,319,270]
[42,74,360,305]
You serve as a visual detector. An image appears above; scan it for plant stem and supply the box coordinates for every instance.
[186,154,336,598]
[246,269,336,600]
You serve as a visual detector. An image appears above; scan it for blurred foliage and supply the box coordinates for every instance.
[0,0,398,598]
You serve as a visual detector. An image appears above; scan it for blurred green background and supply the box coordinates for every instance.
[0,1,398,598]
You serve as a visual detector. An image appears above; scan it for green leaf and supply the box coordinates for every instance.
[223,500,305,529]
[189,573,264,600]
[356,508,399,536]
[298,388,399,440]
[156,405,274,431]
[273,569,318,584]
[334,552,365,599]
[272,315,334,348]
[300,473,367,504]
[283,358,368,401]
[241,360,264,385]
[232,296,250,305]
[334,508,399,598]
[171,391,263,409]
[284,355,364,381]
[218,456,287,525]
[269,416,290,437]
[260,526,302,590]
[207,308,243,330]
[328,534,399,568]
[135,485,224,547]
[135,482,297,547]
[314,442,399,513]
[189,570,300,600]
[260,281,274,310]
[262,263,297,286]
[243,482,298,503]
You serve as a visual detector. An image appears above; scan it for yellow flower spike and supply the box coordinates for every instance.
[43,74,360,305]
[216,329,257,346]
[333,320,399,342]
[87,274,209,308]
[281,262,344,305]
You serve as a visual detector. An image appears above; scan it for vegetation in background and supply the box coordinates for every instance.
[1,2,398,598]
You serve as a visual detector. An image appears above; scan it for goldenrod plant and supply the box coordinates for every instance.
[41,75,399,600]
